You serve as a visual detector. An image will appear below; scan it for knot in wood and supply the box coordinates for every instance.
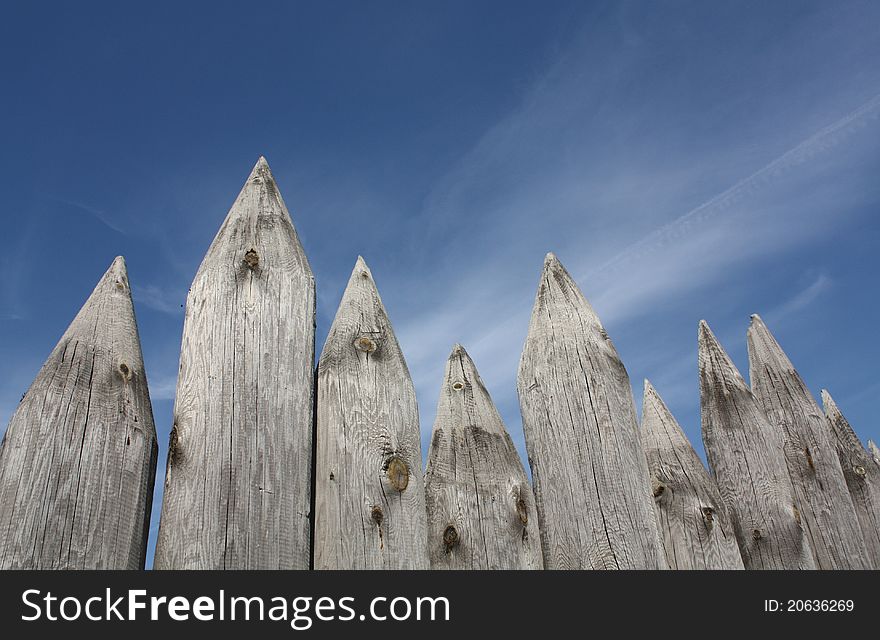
[792,504,801,525]
[652,479,666,499]
[371,505,383,527]
[752,528,762,541]
[701,506,715,525]
[117,362,132,381]
[803,447,815,471]
[451,381,464,391]
[853,464,866,478]
[115,279,126,292]
[354,336,378,353]
[443,525,459,551]
[244,249,259,270]
[516,496,529,526]
[385,457,409,492]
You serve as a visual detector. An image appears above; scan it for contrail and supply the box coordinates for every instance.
[585,92,880,281]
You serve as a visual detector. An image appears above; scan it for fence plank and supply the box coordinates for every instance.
[747,314,870,569]
[871,440,880,467]
[821,390,880,567]
[698,320,814,569]
[153,157,314,569]
[314,257,428,569]
[0,257,158,569]
[641,380,743,569]
[517,253,665,569]
[425,344,543,569]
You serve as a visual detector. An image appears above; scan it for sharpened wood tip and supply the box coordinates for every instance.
[698,320,746,388]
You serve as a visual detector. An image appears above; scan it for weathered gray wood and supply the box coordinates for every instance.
[425,344,543,569]
[154,157,314,569]
[747,314,870,569]
[0,257,158,569]
[641,380,744,570]
[315,257,428,569]
[869,440,880,467]
[517,253,665,569]
[821,389,880,567]
[698,320,815,569]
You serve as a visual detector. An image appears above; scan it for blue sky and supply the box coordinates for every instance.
[1,1,879,568]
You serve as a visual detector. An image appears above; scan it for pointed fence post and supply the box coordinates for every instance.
[314,257,428,569]
[821,390,880,567]
[698,321,815,569]
[517,253,665,569]
[747,314,870,569]
[0,257,158,569]
[641,380,743,569]
[154,157,315,569]
[425,345,543,569]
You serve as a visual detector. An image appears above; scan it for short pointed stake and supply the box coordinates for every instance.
[425,345,542,569]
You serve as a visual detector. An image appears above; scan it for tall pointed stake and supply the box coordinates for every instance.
[425,345,542,569]
[641,380,743,569]
[154,157,315,569]
[747,314,870,569]
[698,321,814,569]
[0,257,158,569]
[315,257,428,569]
[821,390,880,567]
[517,253,664,569]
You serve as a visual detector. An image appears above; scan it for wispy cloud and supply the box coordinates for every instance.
[132,284,185,316]
[43,194,128,235]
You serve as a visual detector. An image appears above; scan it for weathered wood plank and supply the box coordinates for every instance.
[698,320,815,569]
[869,440,880,467]
[517,253,665,569]
[641,380,743,570]
[821,389,880,567]
[425,345,543,570]
[314,257,428,569]
[154,157,314,569]
[747,314,870,569]
[0,257,158,569]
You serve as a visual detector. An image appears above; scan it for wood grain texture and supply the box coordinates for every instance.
[315,257,428,569]
[698,321,815,570]
[153,157,314,570]
[821,389,880,567]
[869,440,880,467]
[517,253,665,569]
[0,257,158,569]
[425,345,543,570]
[641,380,743,570]
[747,314,870,569]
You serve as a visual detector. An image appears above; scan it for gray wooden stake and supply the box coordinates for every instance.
[747,314,870,569]
[517,253,665,569]
[0,257,158,569]
[153,157,315,569]
[314,257,428,569]
[821,389,880,567]
[641,380,743,569]
[699,320,815,569]
[425,344,543,569]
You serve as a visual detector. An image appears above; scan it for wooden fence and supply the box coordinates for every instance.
[1,157,877,570]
